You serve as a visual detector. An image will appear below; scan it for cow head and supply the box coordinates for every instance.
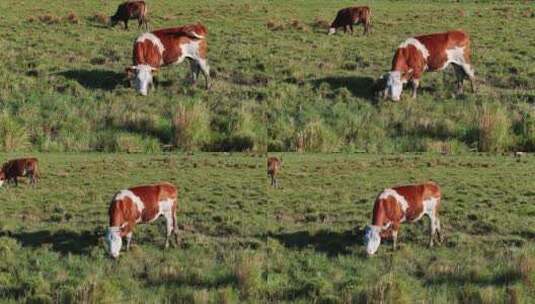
[126,65,158,96]
[383,71,404,101]
[0,170,4,187]
[105,226,122,259]
[364,225,382,255]
[328,27,336,35]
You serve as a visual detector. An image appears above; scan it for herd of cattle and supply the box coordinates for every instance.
[1,154,442,258]
[116,1,476,99]
[1,2,480,258]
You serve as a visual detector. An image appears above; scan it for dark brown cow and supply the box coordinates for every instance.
[126,23,211,95]
[364,182,442,255]
[267,157,282,188]
[105,182,179,258]
[0,158,39,187]
[110,1,148,30]
[328,6,371,36]
[382,30,475,101]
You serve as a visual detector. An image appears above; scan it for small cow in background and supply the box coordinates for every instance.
[105,182,180,259]
[110,1,148,30]
[126,23,211,96]
[267,156,282,188]
[0,158,39,187]
[381,30,475,101]
[328,6,371,36]
[364,182,443,256]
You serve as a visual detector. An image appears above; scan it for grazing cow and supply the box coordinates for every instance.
[364,182,442,256]
[105,182,180,259]
[328,6,371,36]
[126,23,211,96]
[381,30,475,101]
[267,157,282,188]
[0,158,39,187]
[110,1,148,30]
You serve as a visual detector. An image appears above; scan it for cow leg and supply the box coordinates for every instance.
[392,229,398,250]
[126,232,133,251]
[461,63,476,93]
[349,24,354,35]
[172,211,181,247]
[13,176,18,187]
[163,211,174,249]
[435,217,443,244]
[189,59,200,85]
[124,20,128,30]
[197,59,211,90]
[428,214,439,247]
[411,79,420,99]
[453,64,465,95]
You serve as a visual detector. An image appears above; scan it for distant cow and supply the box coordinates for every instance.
[126,23,211,96]
[105,182,180,259]
[364,182,442,255]
[110,1,148,30]
[328,6,371,36]
[0,158,39,187]
[381,30,475,101]
[267,157,282,188]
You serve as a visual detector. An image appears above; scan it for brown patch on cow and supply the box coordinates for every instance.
[330,6,371,35]
[267,156,282,188]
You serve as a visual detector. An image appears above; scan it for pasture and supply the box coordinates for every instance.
[0,0,534,153]
[0,153,534,303]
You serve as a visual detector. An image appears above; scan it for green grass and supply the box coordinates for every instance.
[0,0,534,152]
[0,152,534,303]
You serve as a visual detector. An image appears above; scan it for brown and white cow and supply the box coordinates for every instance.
[105,182,180,259]
[382,30,475,101]
[110,1,148,30]
[0,158,39,187]
[364,182,442,255]
[328,6,371,36]
[126,23,211,96]
[267,156,282,188]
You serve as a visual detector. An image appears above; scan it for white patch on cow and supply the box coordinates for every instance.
[136,33,166,55]
[385,71,403,101]
[364,225,382,255]
[379,188,409,216]
[131,64,154,96]
[399,38,430,60]
[423,197,438,215]
[444,46,474,78]
[177,40,201,64]
[115,190,145,214]
[0,180,3,187]
[105,226,122,258]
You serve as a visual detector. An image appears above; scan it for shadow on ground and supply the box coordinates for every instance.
[1,229,100,255]
[58,69,125,90]
[267,227,364,257]
[310,76,377,100]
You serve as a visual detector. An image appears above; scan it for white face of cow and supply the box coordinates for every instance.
[105,227,122,259]
[328,27,336,35]
[128,65,157,96]
[364,225,382,255]
[385,71,403,101]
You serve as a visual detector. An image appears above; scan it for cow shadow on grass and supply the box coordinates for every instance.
[309,76,377,101]
[0,229,100,255]
[58,69,125,90]
[266,227,365,257]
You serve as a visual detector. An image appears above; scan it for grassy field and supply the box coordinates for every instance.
[0,0,534,153]
[0,152,534,303]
